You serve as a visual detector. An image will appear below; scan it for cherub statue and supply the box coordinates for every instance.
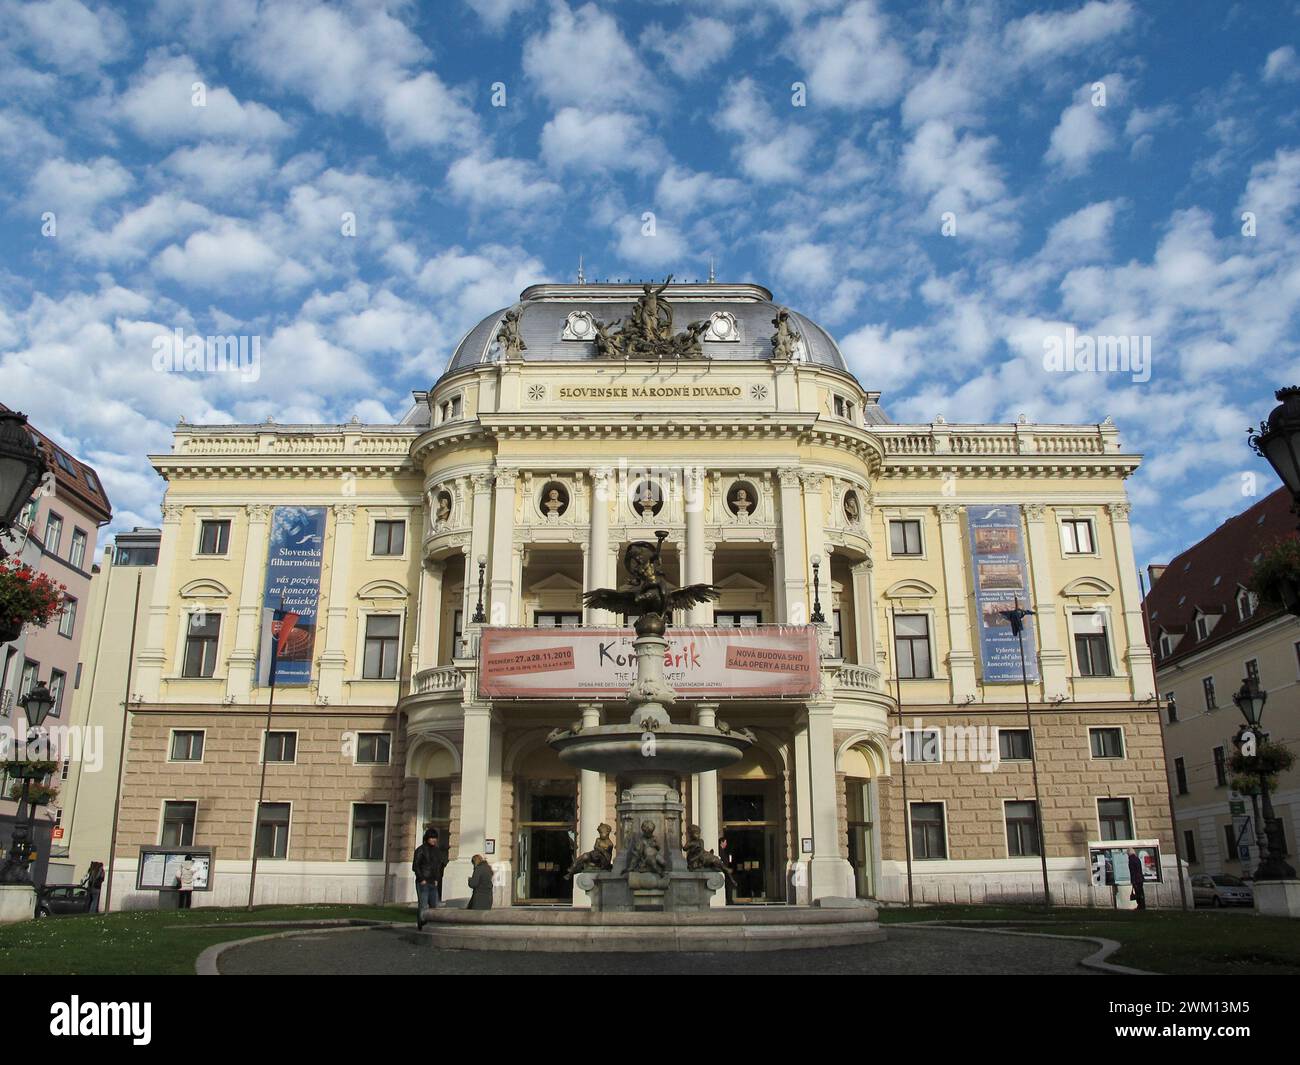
[626,819,668,877]
[566,822,614,879]
[684,824,736,887]
[582,530,719,637]
[771,307,801,361]
[673,318,711,358]
[592,317,623,359]
[495,308,527,360]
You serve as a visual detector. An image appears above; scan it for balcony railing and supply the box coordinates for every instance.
[833,664,883,693]
[879,421,1121,458]
[411,665,466,695]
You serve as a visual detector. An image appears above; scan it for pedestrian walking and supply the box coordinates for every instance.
[1127,849,1146,911]
[412,828,447,929]
[85,860,105,913]
[467,853,494,910]
[176,854,196,909]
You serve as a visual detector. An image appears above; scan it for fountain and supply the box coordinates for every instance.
[416,530,884,951]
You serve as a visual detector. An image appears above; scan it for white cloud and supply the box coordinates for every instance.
[154,222,309,292]
[613,214,690,268]
[654,166,746,215]
[900,120,1016,239]
[1004,0,1134,66]
[714,78,814,184]
[540,108,660,172]
[7,0,127,71]
[446,154,561,210]
[380,71,478,151]
[117,53,290,142]
[162,143,276,199]
[1237,148,1300,245]
[1045,81,1120,174]
[24,156,132,220]
[80,193,213,263]
[463,0,535,32]
[522,2,655,108]
[1263,45,1300,83]
[642,16,735,80]
[788,0,910,109]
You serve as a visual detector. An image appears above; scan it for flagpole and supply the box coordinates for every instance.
[247,603,281,911]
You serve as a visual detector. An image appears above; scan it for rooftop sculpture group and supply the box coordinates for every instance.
[592,276,712,361]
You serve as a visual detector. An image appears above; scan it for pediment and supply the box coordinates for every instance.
[1060,576,1114,599]
[179,578,231,599]
[883,579,938,599]
[357,579,410,600]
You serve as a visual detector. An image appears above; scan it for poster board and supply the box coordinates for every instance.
[1088,839,1162,886]
[136,847,214,891]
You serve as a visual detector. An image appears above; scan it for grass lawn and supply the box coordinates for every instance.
[877,903,1300,975]
[0,903,414,975]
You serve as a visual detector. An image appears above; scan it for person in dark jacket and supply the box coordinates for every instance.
[1127,849,1146,910]
[412,829,447,928]
[85,861,105,913]
[467,854,494,910]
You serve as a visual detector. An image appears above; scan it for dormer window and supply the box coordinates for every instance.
[833,395,856,421]
[439,395,463,423]
[1237,587,1256,620]
[1195,613,1210,640]
[1159,633,1173,658]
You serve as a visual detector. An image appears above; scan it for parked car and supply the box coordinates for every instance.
[1191,874,1255,908]
[34,884,94,918]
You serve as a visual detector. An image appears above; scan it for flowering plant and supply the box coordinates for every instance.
[0,557,65,635]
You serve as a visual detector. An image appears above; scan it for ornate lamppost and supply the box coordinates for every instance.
[1248,387,1300,521]
[0,410,47,554]
[1231,677,1296,881]
[471,555,487,624]
[1,681,55,884]
[809,554,826,624]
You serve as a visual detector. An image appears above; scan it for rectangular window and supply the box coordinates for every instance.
[350,803,387,861]
[888,519,923,556]
[1174,757,1188,795]
[48,669,66,717]
[182,613,220,678]
[1060,518,1095,554]
[902,728,942,763]
[44,512,63,553]
[1098,798,1134,841]
[534,611,582,628]
[263,731,297,763]
[1245,658,1260,686]
[832,609,843,659]
[362,615,401,679]
[894,614,932,679]
[161,801,196,847]
[68,528,87,570]
[1089,727,1124,759]
[372,520,406,556]
[452,609,463,658]
[1203,677,1217,710]
[1165,693,1178,723]
[909,802,947,859]
[57,596,76,638]
[170,730,205,762]
[356,732,391,765]
[1213,746,1227,787]
[998,728,1032,761]
[1183,829,1198,864]
[1224,822,1237,859]
[1072,612,1112,676]
[1005,800,1041,857]
[255,802,290,859]
[19,660,37,698]
[197,519,230,555]
[714,611,761,626]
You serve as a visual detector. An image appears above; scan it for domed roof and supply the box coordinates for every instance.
[439,281,849,380]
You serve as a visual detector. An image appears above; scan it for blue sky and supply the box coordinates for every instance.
[1,0,1297,574]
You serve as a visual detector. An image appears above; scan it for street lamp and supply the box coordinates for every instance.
[0,410,46,537]
[809,554,826,624]
[471,555,487,624]
[1231,677,1296,881]
[1,681,55,884]
[1248,387,1300,518]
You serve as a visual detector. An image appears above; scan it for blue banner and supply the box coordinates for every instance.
[258,506,326,687]
[966,504,1039,682]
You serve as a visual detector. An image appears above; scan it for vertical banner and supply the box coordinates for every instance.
[257,506,326,687]
[967,504,1039,682]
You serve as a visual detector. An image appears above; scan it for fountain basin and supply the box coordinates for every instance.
[550,724,749,775]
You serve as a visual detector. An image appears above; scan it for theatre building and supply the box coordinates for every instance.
[105,280,1177,909]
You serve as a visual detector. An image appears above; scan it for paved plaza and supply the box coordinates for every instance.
[215,924,1108,976]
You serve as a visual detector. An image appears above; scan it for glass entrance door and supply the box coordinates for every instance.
[515,779,576,903]
[722,789,779,902]
[845,777,874,899]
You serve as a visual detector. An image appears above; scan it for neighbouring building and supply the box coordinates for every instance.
[0,404,112,874]
[103,281,1176,910]
[1147,486,1299,880]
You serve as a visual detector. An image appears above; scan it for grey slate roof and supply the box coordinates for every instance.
[438,283,850,381]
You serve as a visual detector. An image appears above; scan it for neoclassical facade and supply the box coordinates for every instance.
[106,281,1177,909]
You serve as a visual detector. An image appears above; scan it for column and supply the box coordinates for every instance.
[1107,502,1156,700]
[135,503,184,701]
[316,504,356,703]
[463,472,494,648]
[1022,504,1069,699]
[684,466,708,624]
[226,504,273,700]
[937,504,978,702]
[413,560,445,675]
[444,705,493,902]
[586,468,613,624]
[850,560,875,668]
[791,719,814,904]
[692,702,724,908]
[573,702,605,908]
[777,467,808,624]
[488,466,517,626]
[805,702,854,901]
